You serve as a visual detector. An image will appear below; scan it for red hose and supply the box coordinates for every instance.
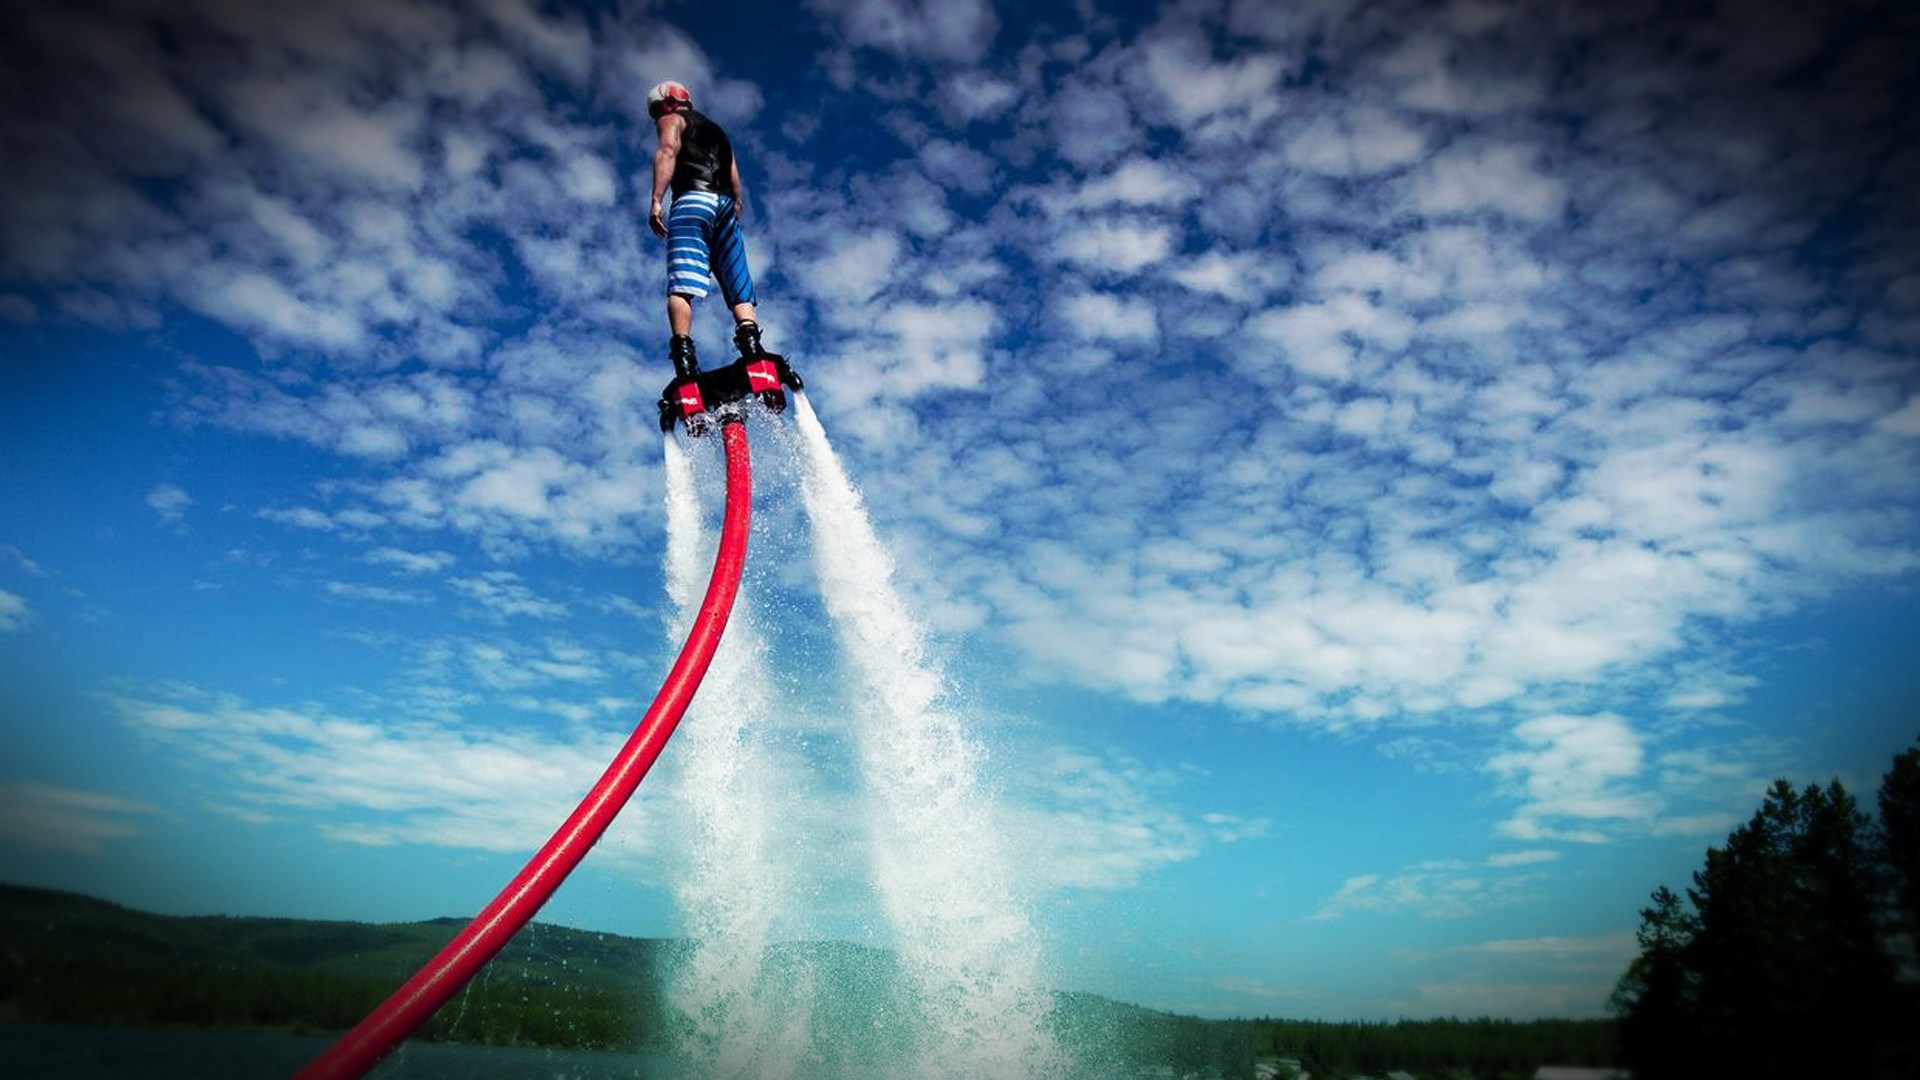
[295,419,755,1080]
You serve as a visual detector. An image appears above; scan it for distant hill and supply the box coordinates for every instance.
[0,883,1155,1057]
[0,882,684,1049]
[0,882,671,982]
[0,884,1618,1075]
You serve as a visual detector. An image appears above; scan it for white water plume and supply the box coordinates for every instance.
[661,437,705,616]
[661,434,814,1079]
[788,396,1064,1080]
[654,406,1065,1078]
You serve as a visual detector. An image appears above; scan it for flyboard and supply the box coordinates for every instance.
[658,345,805,435]
[294,350,802,1080]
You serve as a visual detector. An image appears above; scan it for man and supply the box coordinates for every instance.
[646,80,769,380]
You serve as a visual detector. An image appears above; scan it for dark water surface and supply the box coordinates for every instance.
[0,1023,667,1079]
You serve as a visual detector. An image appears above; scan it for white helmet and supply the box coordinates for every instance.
[647,80,692,118]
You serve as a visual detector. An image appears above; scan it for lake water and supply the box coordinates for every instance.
[0,1023,672,1079]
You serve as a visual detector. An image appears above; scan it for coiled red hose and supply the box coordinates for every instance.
[295,419,754,1079]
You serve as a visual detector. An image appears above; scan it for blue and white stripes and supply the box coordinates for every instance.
[665,190,756,306]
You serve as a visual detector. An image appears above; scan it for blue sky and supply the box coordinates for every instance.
[3,0,1919,1025]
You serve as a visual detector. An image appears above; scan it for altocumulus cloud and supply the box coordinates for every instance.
[814,1,1920,778]
[3,0,1919,860]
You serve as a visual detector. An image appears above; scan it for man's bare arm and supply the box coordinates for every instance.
[649,113,684,238]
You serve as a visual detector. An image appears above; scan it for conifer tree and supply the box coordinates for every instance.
[1612,763,1908,1080]
[1874,745,1920,1074]
[1878,747,1920,957]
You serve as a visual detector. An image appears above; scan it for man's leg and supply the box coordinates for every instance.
[708,200,765,359]
[731,305,768,358]
[668,293,698,378]
[665,192,722,377]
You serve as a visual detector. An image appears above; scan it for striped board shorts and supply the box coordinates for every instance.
[666,190,756,307]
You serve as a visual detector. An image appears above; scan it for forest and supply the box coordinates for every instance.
[1068,1009,1618,1078]
[0,883,1616,1077]
[0,884,676,1050]
[1608,740,1920,1080]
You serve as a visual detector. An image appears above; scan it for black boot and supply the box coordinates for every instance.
[669,334,699,379]
[733,320,765,359]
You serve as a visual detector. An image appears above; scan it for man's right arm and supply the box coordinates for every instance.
[649,114,684,238]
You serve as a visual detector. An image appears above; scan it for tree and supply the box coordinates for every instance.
[1878,746,1920,960]
[1874,745,1920,1075]
[1611,774,1901,1080]
[1608,886,1704,1080]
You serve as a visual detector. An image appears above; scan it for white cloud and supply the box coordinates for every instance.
[0,781,160,854]
[455,638,605,690]
[1645,743,1782,837]
[1485,849,1560,868]
[108,688,620,855]
[1411,142,1567,223]
[1169,251,1286,303]
[0,1,647,368]
[867,301,997,399]
[1244,293,1416,380]
[999,747,1204,891]
[476,0,593,80]
[1381,33,1546,116]
[1395,929,1641,1018]
[103,682,1214,903]
[451,570,568,620]
[1312,858,1543,920]
[1879,396,1920,436]
[1049,82,1143,168]
[807,231,902,307]
[224,72,427,191]
[367,547,457,575]
[259,506,342,532]
[1283,105,1428,176]
[1201,812,1271,843]
[1489,714,1650,842]
[0,589,29,632]
[806,0,998,63]
[456,446,575,518]
[1057,291,1158,345]
[239,188,331,268]
[1450,932,1637,959]
[558,152,616,205]
[1063,159,1199,210]
[203,271,365,350]
[146,483,193,523]
[1054,220,1175,275]
[940,69,1020,124]
[917,138,997,195]
[325,581,432,605]
[1136,27,1288,132]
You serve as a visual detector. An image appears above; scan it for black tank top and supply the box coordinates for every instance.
[670,109,734,197]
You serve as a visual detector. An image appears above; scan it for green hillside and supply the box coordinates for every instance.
[0,884,1618,1076]
[0,883,677,1050]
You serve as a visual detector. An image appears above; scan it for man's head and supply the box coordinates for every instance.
[648,80,692,119]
